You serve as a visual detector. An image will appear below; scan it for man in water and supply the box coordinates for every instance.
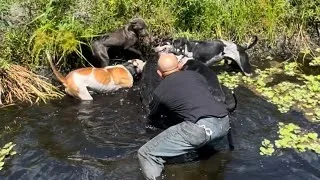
[138,53,230,180]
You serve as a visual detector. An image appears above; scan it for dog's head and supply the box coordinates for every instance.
[128,18,148,37]
[154,43,175,54]
[172,38,188,52]
[128,59,146,74]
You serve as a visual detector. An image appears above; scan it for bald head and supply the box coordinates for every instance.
[157,53,180,76]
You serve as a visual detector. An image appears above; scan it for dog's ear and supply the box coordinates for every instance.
[180,38,187,45]
[128,59,139,67]
[128,20,136,31]
[166,37,174,45]
[129,19,137,25]
[132,60,139,67]
[128,18,138,31]
[129,18,146,27]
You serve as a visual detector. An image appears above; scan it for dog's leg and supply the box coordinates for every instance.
[118,78,133,88]
[223,59,233,72]
[227,127,234,150]
[126,47,145,60]
[78,86,93,101]
[92,40,110,67]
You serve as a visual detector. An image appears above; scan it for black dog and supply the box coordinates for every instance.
[154,36,258,76]
[91,18,149,67]
[139,53,237,124]
[139,52,236,149]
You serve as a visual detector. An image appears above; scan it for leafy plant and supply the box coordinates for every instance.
[0,142,16,170]
[0,0,320,105]
[260,139,275,156]
[309,56,320,66]
[28,1,93,69]
[218,61,320,122]
[260,122,320,156]
[284,62,299,76]
[217,72,242,89]
[275,122,320,153]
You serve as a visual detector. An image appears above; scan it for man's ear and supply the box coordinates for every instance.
[157,70,163,78]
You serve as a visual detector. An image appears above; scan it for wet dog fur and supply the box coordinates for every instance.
[154,36,258,76]
[91,18,149,67]
[46,51,145,101]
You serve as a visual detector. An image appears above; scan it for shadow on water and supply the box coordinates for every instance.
[0,83,319,180]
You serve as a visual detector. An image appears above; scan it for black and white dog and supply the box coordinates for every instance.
[154,36,258,76]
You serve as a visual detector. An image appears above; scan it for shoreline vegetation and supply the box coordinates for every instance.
[0,0,319,121]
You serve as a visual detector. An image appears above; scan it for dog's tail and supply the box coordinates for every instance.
[243,35,258,50]
[45,50,67,86]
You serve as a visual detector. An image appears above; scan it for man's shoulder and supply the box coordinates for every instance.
[172,70,199,77]
[177,70,205,80]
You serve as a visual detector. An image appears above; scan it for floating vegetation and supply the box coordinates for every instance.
[260,139,275,156]
[216,72,242,89]
[0,142,16,170]
[260,122,320,156]
[218,61,320,122]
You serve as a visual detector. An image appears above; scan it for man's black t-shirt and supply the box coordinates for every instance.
[148,70,229,123]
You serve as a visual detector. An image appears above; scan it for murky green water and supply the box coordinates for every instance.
[0,83,319,180]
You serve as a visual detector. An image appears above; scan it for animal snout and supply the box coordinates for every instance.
[154,45,164,53]
[140,29,149,37]
[154,44,174,54]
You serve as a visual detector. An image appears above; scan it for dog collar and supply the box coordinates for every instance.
[123,62,139,79]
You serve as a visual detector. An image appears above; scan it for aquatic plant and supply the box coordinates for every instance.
[218,61,320,122]
[275,122,320,153]
[260,122,320,156]
[283,62,299,76]
[217,72,242,89]
[0,142,16,170]
[260,139,275,156]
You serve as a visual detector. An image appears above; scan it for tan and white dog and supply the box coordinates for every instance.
[46,51,145,101]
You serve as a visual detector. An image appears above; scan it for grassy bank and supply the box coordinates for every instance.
[0,0,319,106]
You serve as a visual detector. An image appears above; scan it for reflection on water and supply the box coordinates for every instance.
[0,84,319,180]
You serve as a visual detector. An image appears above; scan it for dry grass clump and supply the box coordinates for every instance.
[0,64,64,106]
